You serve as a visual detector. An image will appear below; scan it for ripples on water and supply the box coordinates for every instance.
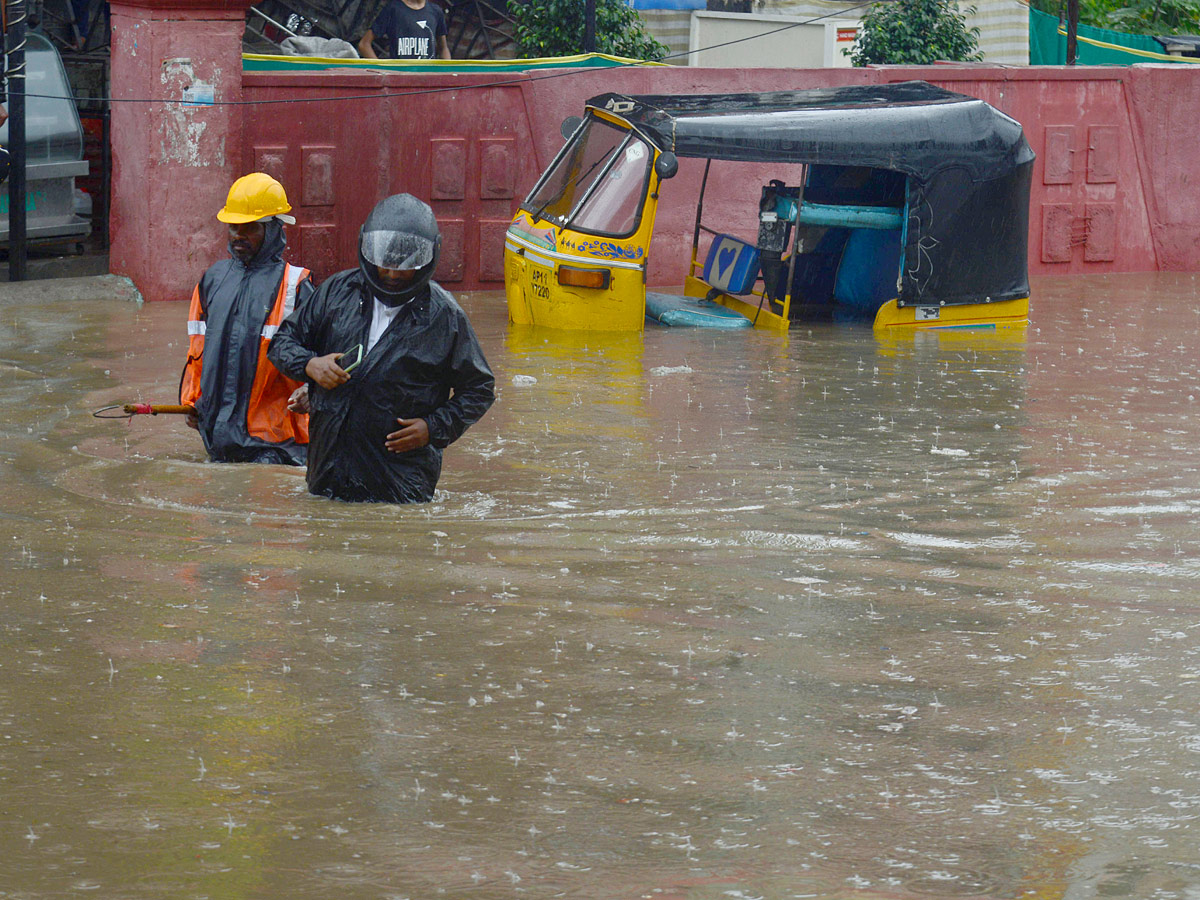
[1,274,1199,898]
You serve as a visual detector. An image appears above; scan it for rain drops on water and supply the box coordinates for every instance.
[10,279,1200,897]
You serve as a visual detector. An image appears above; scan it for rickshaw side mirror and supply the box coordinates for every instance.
[560,116,583,141]
[654,152,678,180]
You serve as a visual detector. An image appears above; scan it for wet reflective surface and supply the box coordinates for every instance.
[3,273,1200,899]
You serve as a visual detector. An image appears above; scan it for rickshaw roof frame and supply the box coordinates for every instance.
[584,81,1034,186]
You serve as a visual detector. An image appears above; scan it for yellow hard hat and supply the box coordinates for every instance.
[217,172,295,225]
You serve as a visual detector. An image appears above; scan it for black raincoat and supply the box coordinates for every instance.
[267,269,495,503]
[184,219,314,465]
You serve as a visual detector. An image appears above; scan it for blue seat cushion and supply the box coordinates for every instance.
[702,234,761,295]
[645,292,752,328]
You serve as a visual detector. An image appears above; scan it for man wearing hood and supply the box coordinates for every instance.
[180,173,314,465]
[268,194,494,503]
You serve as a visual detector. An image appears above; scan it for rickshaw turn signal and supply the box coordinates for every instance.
[557,266,611,290]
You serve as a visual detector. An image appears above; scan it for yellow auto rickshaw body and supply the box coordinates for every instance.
[504,107,670,332]
[506,83,1034,334]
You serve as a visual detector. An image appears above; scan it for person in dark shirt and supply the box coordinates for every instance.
[358,0,451,60]
[267,194,494,503]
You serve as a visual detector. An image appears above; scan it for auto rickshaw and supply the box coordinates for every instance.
[504,81,1034,333]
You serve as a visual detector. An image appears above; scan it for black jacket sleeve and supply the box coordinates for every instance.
[424,307,495,450]
[268,277,328,381]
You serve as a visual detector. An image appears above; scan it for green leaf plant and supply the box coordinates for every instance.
[511,0,670,60]
[849,0,983,65]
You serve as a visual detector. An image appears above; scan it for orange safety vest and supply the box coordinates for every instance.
[180,263,310,445]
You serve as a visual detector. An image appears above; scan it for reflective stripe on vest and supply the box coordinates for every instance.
[188,320,207,336]
[281,264,303,319]
[260,265,305,340]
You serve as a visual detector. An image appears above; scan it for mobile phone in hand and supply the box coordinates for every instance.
[339,344,363,373]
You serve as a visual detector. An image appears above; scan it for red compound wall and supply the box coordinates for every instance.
[109,4,1196,299]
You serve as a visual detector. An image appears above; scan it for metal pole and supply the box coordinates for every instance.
[100,102,110,249]
[583,0,595,53]
[1065,0,1079,65]
[7,0,27,281]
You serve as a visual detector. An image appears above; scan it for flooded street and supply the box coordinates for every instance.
[3,272,1200,899]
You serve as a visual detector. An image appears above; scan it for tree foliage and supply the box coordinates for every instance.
[849,0,982,65]
[1030,0,1200,34]
[511,0,669,60]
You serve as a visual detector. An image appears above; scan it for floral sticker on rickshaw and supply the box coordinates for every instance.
[565,239,644,261]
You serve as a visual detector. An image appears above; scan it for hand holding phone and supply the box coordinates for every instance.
[305,352,352,390]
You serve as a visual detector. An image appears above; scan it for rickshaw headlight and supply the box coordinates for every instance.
[557,266,611,290]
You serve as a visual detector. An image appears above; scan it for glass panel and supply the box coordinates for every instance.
[0,32,84,164]
[570,138,650,236]
[524,117,644,235]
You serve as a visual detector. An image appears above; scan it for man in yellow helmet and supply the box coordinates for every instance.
[179,173,315,465]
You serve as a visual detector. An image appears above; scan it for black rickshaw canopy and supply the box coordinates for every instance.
[585,81,1034,308]
[586,82,1033,181]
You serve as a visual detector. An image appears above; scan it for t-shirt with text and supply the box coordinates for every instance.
[371,0,448,59]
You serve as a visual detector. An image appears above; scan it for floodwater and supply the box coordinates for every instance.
[2,273,1200,900]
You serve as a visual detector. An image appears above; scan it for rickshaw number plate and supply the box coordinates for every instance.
[530,266,551,300]
[915,307,940,321]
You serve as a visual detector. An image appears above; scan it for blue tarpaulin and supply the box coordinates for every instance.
[630,0,706,8]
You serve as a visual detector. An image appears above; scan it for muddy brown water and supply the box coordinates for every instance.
[2,273,1199,899]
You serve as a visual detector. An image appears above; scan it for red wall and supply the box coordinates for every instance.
[238,63,1191,292]
[239,70,544,290]
[117,50,1200,298]
[109,1,252,302]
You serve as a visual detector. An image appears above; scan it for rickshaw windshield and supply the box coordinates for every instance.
[524,116,652,238]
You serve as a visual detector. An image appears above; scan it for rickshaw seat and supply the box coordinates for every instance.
[833,227,903,316]
[702,234,761,295]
